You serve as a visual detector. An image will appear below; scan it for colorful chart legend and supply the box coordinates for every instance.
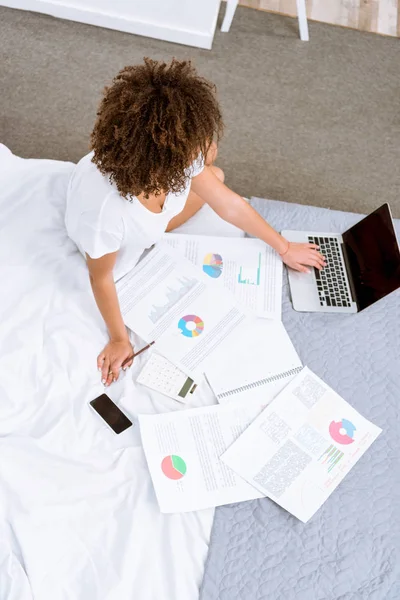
[203,253,223,278]
[161,455,187,480]
[178,315,204,338]
[237,252,262,286]
[319,445,344,473]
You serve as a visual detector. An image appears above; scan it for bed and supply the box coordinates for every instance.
[3,145,399,600]
[0,143,243,600]
[200,197,400,600]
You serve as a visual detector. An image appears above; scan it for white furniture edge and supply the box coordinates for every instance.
[295,0,309,41]
[221,0,238,32]
[1,0,220,49]
[221,0,309,41]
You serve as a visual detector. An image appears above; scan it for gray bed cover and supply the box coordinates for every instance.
[200,198,400,600]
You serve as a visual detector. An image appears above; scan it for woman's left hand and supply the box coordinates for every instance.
[97,338,134,386]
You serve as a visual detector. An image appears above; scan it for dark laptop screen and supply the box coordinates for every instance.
[343,204,400,311]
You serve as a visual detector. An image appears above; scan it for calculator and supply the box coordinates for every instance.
[136,353,197,403]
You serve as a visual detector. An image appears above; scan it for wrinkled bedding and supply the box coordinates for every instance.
[0,144,242,600]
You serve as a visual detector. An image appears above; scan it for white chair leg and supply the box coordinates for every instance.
[296,0,309,41]
[221,0,239,32]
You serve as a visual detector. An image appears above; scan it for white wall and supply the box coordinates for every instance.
[1,0,222,48]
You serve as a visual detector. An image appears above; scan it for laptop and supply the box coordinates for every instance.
[282,203,400,313]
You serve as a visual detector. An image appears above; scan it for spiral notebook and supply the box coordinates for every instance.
[205,319,302,407]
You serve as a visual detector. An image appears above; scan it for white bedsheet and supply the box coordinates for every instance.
[0,144,244,600]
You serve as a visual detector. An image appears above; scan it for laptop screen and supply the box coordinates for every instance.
[343,204,400,311]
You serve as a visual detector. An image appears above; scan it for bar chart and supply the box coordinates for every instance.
[237,252,262,286]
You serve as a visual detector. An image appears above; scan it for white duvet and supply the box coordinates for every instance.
[0,144,243,600]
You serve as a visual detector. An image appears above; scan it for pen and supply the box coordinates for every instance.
[121,341,155,369]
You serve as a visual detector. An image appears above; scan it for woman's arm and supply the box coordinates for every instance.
[166,191,205,232]
[86,252,133,385]
[191,167,325,272]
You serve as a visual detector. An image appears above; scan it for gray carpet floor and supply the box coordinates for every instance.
[1,5,400,216]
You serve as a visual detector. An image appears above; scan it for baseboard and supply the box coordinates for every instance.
[1,0,216,49]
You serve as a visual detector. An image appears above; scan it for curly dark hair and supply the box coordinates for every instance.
[90,57,224,199]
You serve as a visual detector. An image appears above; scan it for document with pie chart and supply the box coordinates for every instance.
[162,233,283,320]
[116,244,249,377]
[222,367,382,523]
[138,402,264,513]
[117,244,292,383]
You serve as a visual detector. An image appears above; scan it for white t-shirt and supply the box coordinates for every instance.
[65,152,204,280]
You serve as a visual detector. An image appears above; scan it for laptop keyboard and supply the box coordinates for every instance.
[308,236,352,308]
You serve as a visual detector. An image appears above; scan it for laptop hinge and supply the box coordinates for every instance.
[341,241,359,309]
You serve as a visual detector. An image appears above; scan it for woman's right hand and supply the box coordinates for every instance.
[280,242,326,273]
[97,338,134,386]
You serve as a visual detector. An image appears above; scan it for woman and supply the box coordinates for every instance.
[65,58,325,387]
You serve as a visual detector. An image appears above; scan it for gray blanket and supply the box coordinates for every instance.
[200,198,400,600]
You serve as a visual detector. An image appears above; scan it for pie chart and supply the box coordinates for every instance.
[161,455,187,480]
[329,419,356,445]
[178,315,204,338]
[203,253,223,279]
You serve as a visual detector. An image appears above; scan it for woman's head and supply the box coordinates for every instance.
[90,58,223,199]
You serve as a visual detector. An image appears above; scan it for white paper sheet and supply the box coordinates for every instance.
[206,318,303,406]
[222,367,382,522]
[162,233,282,319]
[137,352,198,403]
[116,245,250,378]
[139,403,264,513]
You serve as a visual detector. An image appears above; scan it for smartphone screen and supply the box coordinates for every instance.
[89,394,132,434]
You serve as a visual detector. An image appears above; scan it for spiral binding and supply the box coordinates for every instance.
[217,366,303,399]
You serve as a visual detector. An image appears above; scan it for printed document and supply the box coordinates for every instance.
[222,367,382,522]
[116,246,247,377]
[162,233,282,319]
[139,403,264,513]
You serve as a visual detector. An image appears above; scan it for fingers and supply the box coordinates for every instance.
[123,344,134,370]
[110,358,124,382]
[313,250,326,266]
[106,368,114,387]
[309,258,324,270]
[293,257,324,272]
[294,244,325,267]
[288,263,310,273]
[103,357,132,386]
[122,353,134,372]
[99,340,134,386]
[306,249,326,270]
[101,357,110,385]
[286,242,328,274]
[297,264,310,273]
[97,351,105,372]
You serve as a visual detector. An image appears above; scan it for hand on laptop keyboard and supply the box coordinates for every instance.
[280,241,326,273]
[308,236,352,308]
